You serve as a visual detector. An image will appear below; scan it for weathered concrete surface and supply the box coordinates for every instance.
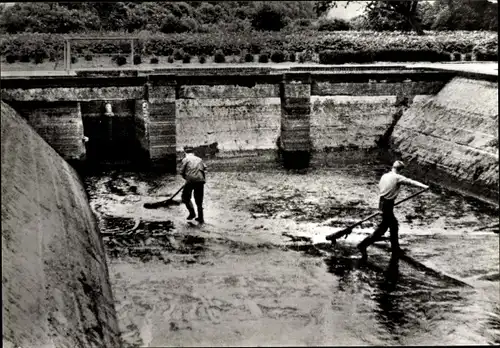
[6,100,86,161]
[391,77,499,205]
[309,79,441,164]
[147,85,177,170]
[1,101,121,348]
[177,85,281,153]
[0,86,143,102]
[311,96,398,149]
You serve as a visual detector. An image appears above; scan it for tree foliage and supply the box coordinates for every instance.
[0,1,497,34]
[0,1,316,34]
[331,0,498,33]
[251,3,288,31]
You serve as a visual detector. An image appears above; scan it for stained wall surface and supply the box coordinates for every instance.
[1,101,121,348]
[309,80,444,151]
[391,77,499,205]
[176,84,281,153]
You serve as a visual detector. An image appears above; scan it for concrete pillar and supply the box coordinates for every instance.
[134,98,151,165]
[280,74,312,169]
[146,81,177,173]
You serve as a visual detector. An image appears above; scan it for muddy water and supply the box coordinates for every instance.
[83,164,499,347]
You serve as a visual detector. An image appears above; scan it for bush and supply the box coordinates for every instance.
[317,18,351,31]
[167,56,174,63]
[0,31,496,66]
[289,52,296,62]
[258,53,269,63]
[483,50,498,61]
[319,49,451,64]
[6,54,17,63]
[116,55,127,66]
[33,53,45,64]
[294,18,312,28]
[48,51,58,62]
[452,52,461,61]
[374,49,451,62]
[19,54,30,63]
[150,56,159,64]
[173,48,184,60]
[251,4,287,31]
[270,50,285,63]
[199,54,207,64]
[464,52,472,61]
[182,53,191,63]
[319,50,373,64]
[244,52,254,62]
[71,56,78,64]
[298,53,306,63]
[133,54,142,65]
[84,53,93,61]
[214,49,225,63]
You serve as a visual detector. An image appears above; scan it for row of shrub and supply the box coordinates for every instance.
[1,30,497,63]
[5,47,498,66]
[317,49,500,64]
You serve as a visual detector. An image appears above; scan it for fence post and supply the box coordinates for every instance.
[63,40,67,71]
[66,39,71,72]
[130,39,135,66]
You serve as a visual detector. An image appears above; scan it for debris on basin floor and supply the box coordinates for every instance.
[84,167,499,347]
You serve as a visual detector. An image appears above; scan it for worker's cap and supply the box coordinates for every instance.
[393,160,405,169]
[183,146,194,153]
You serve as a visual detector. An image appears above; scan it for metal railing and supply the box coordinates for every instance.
[63,36,138,71]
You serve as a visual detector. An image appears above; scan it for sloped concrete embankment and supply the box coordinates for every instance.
[390,77,499,205]
[1,101,121,347]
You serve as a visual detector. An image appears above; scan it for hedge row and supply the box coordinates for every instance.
[1,30,497,62]
[318,49,454,64]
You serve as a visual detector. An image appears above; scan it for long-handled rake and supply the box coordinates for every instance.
[325,187,430,244]
[143,185,185,209]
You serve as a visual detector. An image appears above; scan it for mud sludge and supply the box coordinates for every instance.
[84,166,498,347]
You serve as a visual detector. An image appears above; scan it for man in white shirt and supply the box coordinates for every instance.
[358,160,429,259]
[179,147,207,224]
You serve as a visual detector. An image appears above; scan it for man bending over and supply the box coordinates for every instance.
[179,147,207,224]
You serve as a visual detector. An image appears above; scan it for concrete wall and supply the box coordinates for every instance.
[176,84,281,154]
[309,80,445,152]
[391,77,499,205]
[7,101,86,161]
[0,69,453,169]
[1,101,121,347]
[134,99,150,158]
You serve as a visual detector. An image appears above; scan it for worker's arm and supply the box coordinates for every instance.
[201,162,207,180]
[398,174,429,189]
[179,158,187,180]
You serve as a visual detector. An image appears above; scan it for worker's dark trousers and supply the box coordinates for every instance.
[182,182,204,220]
[359,197,400,253]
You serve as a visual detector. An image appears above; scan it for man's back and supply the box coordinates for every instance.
[180,153,206,183]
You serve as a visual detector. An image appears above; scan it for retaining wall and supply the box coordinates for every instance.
[391,76,499,205]
[1,101,121,347]
[176,84,281,154]
[0,69,453,170]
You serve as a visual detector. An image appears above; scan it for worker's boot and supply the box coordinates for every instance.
[185,201,196,220]
[195,207,204,224]
[357,238,369,261]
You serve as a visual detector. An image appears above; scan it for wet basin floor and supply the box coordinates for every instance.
[84,164,499,347]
